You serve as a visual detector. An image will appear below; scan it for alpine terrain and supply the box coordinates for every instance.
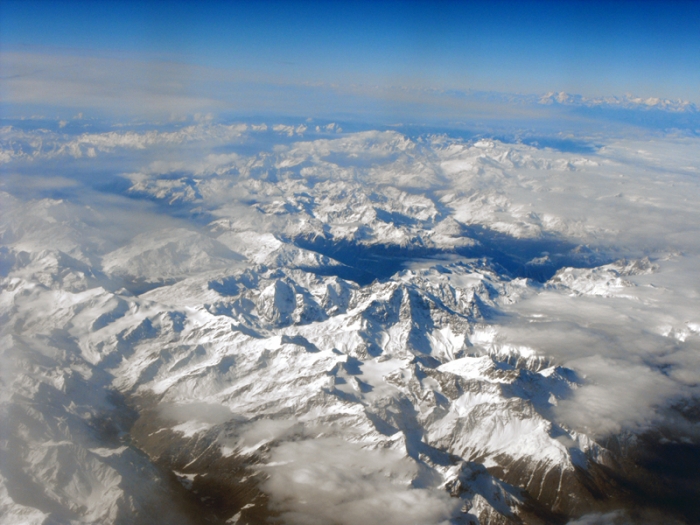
[2,124,700,525]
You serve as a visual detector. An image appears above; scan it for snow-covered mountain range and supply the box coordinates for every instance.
[1,124,699,525]
[536,92,698,113]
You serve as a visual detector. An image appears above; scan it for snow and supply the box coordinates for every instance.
[2,124,700,524]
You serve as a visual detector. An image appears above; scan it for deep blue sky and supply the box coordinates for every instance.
[1,1,699,119]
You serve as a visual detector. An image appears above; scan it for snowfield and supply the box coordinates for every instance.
[1,123,699,525]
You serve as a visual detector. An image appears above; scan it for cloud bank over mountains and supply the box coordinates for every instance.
[2,50,699,136]
[2,115,700,523]
[2,1,699,523]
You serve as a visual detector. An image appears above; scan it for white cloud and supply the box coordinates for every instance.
[554,356,681,436]
[0,51,225,118]
[4,121,700,446]
[489,255,700,437]
[262,438,458,525]
[3,119,700,522]
[4,50,697,131]
[0,123,254,164]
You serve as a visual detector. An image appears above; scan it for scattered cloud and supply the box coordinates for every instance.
[262,438,458,525]
[3,119,700,443]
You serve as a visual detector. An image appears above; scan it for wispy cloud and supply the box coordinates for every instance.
[3,50,699,133]
[0,51,226,117]
[262,438,458,525]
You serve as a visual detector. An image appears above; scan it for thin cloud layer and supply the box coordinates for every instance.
[262,438,458,525]
[493,256,700,437]
[2,118,700,522]
[3,3,700,522]
[3,50,699,133]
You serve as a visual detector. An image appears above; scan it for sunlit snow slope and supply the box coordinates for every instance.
[1,123,700,525]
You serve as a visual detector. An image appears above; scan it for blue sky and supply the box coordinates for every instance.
[1,1,699,121]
